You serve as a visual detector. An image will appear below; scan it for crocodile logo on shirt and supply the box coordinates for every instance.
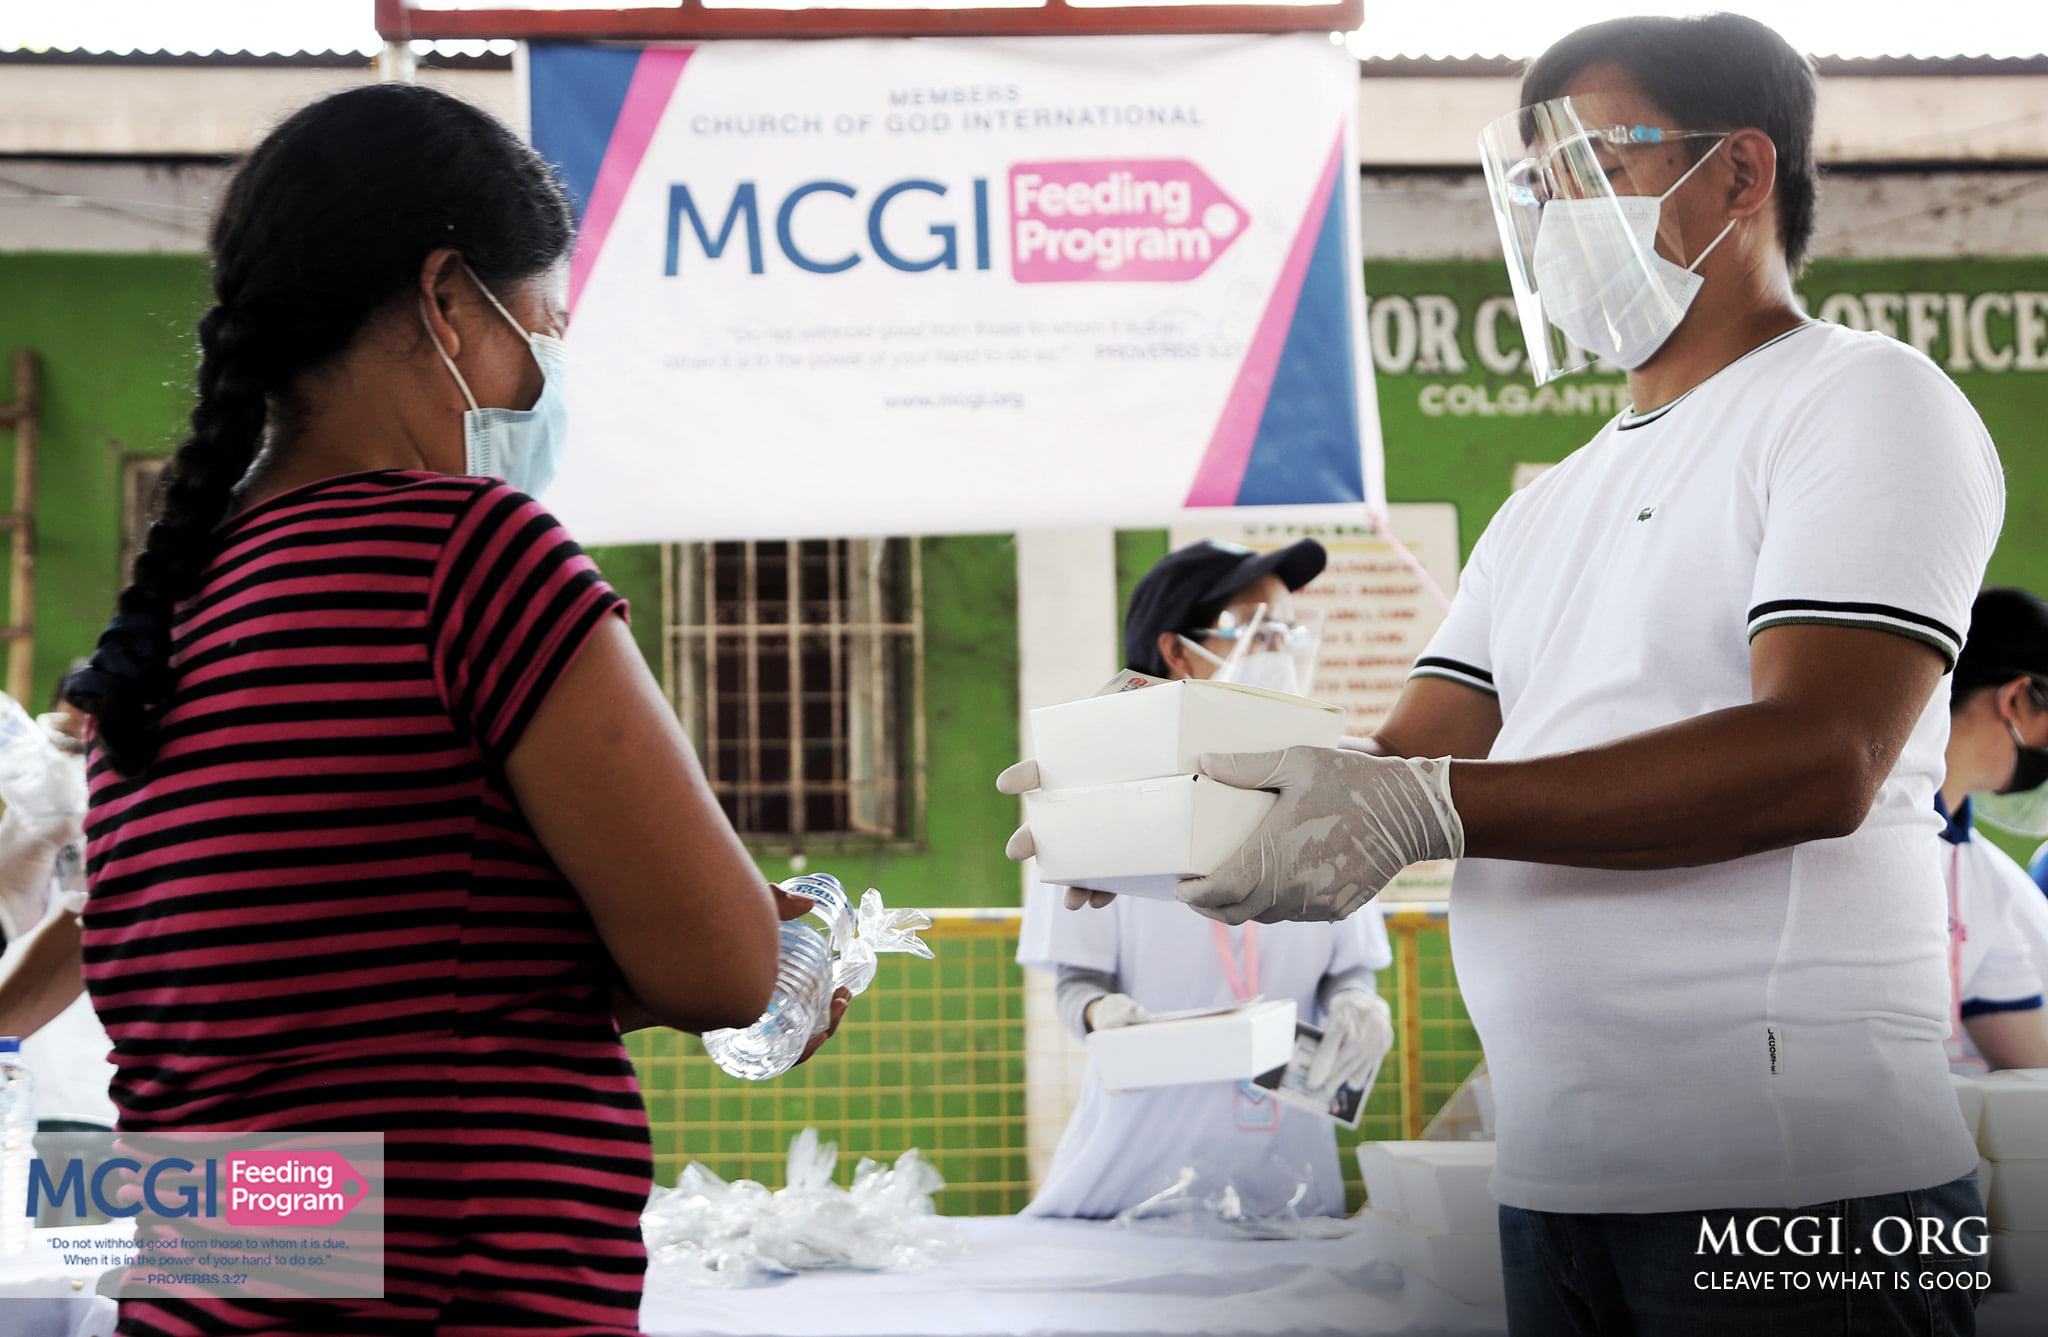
[1637,506,1657,522]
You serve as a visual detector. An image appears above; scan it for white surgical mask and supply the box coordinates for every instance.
[1227,650,1303,696]
[1176,636,1304,696]
[421,266,569,497]
[1530,139,1736,370]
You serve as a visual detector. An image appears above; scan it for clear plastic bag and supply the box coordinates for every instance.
[1111,1163,1356,1241]
[642,1129,957,1287]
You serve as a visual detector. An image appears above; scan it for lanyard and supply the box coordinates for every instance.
[1946,842,1965,1041]
[1210,921,1260,1000]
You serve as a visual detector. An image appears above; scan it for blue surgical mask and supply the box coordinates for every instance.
[421,267,568,497]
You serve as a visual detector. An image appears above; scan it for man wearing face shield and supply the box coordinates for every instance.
[1007,13,2004,1332]
[1013,538,1394,1220]
[1939,588,2048,1073]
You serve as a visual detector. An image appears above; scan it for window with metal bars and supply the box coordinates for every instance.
[663,538,923,845]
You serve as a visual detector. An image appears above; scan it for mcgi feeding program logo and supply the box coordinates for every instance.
[13,1132,384,1300]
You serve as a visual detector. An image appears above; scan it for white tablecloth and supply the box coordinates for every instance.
[642,1217,1505,1337]
[7,1218,2043,1336]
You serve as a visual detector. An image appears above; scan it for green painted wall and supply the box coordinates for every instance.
[0,253,210,702]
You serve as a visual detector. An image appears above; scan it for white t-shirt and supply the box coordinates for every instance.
[1016,887,1391,1218]
[1416,321,2004,1214]
[1946,808,2048,1072]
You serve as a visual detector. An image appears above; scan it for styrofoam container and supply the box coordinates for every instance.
[1978,1078,2048,1161]
[1030,678,1344,790]
[1989,1229,2048,1293]
[1955,1072,1986,1142]
[1088,998,1297,1093]
[1356,1141,1496,1231]
[1355,1206,1505,1307]
[1393,1145,1499,1236]
[1987,1157,2048,1232]
[1025,774,1277,899]
[1356,1143,1410,1219]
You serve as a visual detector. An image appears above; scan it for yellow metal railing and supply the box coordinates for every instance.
[627,906,1483,1214]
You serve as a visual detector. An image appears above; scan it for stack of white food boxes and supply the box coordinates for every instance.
[1353,1142,1503,1308]
[1024,673,1345,899]
[1963,1069,2048,1291]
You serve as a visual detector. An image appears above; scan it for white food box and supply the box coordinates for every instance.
[1392,1144,1499,1236]
[1030,676,1344,791]
[1987,1157,2048,1232]
[1355,1205,1505,1307]
[1025,774,1277,899]
[1978,1077,2048,1161]
[1954,1072,1986,1142]
[1356,1141,1497,1233]
[1989,1229,2048,1294]
[1356,1143,1409,1220]
[1087,998,1297,1094]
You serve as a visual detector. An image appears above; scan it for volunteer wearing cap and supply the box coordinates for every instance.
[1006,14,2004,1329]
[1015,538,1393,1220]
[1940,588,2048,1073]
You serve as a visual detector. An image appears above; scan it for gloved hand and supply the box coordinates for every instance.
[1308,988,1394,1092]
[1177,747,1463,925]
[997,758,1115,910]
[1084,993,1151,1032]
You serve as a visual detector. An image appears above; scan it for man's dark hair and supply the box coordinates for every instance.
[1522,12,1820,270]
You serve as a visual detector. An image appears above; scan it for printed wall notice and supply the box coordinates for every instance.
[530,35,1378,542]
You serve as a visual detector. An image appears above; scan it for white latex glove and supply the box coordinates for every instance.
[1085,993,1151,1032]
[1308,989,1394,1092]
[1177,747,1463,925]
[997,758,1115,910]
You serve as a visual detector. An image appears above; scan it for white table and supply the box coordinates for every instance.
[641,1217,1507,1337]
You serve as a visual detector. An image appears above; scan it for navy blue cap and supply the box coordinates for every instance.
[1956,587,2048,691]
[1122,538,1326,677]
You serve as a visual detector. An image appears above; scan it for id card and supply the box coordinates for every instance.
[1234,1080,1281,1132]
[1250,1020,1376,1128]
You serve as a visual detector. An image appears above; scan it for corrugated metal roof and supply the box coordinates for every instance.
[1357,53,2048,76]
[0,46,511,70]
[4,46,2042,79]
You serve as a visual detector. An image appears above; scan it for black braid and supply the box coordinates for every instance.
[66,82,573,775]
[76,307,269,772]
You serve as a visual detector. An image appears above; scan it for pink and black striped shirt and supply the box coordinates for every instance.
[82,471,648,1336]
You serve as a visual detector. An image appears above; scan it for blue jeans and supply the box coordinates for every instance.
[1499,1174,1986,1336]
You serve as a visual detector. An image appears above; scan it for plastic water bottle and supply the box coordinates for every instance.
[702,874,852,1082]
[0,692,82,820]
[0,1036,34,1254]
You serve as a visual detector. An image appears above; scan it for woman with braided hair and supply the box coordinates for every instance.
[61,83,823,1334]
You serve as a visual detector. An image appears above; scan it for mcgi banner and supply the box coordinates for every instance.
[530,35,1379,542]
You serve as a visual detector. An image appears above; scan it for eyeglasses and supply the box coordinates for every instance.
[1501,125,1726,207]
[1187,616,1321,654]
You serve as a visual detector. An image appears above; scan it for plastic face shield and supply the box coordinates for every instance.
[1200,605,1326,695]
[1479,96,1726,384]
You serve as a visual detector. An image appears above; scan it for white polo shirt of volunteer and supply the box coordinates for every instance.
[1940,797,2048,1072]
[1415,320,2004,1214]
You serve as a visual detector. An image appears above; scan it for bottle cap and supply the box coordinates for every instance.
[0,1037,19,1054]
